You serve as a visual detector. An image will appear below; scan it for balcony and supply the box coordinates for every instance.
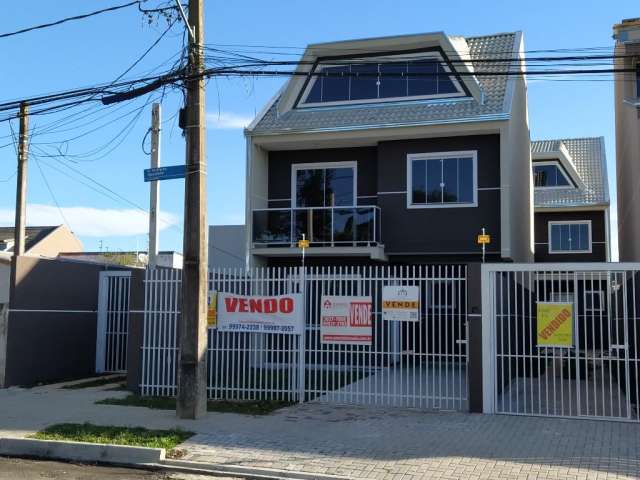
[252,206,385,260]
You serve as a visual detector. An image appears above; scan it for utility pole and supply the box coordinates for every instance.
[14,102,29,256]
[148,103,161,269]
[177,0,208,419]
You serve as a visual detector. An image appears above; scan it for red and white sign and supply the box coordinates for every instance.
[320,295,373,345]
[217,292,304,335]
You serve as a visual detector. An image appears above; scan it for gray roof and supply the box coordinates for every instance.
[533,137,609,208]
[249,33,518,134]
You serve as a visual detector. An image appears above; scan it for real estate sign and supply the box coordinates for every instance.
[382,285,420,322]
[320,295,373,345]
[207,291,217,328]
[217,292,304,334]
[537,302,574,347]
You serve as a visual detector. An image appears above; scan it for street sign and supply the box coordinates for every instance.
[144,165,186,182]
[477,234,491,244]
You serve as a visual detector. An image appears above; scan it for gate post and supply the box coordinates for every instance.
[466,263,484,413]
[297,266,306,403]
[95,272,109,373]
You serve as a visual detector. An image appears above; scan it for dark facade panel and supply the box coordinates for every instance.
[534,210,607,262]
[268,146,378,206]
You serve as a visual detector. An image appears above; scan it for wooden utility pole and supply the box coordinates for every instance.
[148,103,161,269]
[14,102,29,256]
[177,0,208,419]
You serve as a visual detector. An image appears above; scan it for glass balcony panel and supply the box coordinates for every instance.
[252,210,291,245]
[294,209,331,245]
[333,209,356,243]
[356,208,375,243]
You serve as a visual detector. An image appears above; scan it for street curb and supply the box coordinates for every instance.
[0,437,165,465]
[162,459,354,480]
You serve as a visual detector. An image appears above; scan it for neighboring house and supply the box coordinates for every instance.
[613,18,640,261]
[532,137,611,262]
[58,251,183,269]
[0,225,83,304]
[209,225,246,269]
[244,31,533,267]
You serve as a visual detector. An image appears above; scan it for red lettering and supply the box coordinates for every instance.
[279,297,293,314]
[239,298,249,312]
[249,299,263,313]
[264,299,277,313]
[224,297,238,312]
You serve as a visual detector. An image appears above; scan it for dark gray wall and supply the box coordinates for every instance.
[534,210,607,262]
[377,135,501,257]
[126,269,145,393]
[4,256,128,387]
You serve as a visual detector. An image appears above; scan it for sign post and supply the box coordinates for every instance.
[477,228,491,263]
[297,233,309,269]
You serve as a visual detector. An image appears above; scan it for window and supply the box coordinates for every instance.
[407,151,477,208]
[548,221,591,253]
[300,54,464,106]
[292,162,356,207]
[533,162,573,188]
[585,290,604,313]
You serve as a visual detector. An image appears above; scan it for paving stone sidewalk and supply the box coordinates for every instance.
[181,402,640,480]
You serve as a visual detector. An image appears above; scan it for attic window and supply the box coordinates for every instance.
[299,52,466,107]
[533,161,574,188]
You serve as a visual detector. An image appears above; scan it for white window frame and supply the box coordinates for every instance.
[548,220,592,254]
[406,150,478,209]
[298,51,467,108]
[532,161,574,190]
[291,161,357,208]
[584,289,604,313]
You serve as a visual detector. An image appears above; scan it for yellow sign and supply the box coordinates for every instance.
[383,300,420,309]
[207,291,217,328]
[477,234,491,244]
[537,302,573,347]
[298,239,310,249]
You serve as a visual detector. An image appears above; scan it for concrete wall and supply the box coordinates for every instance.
[209,225,247,269]
[0,262,9,304]
[1,256,127,387]
[614,41,640,261]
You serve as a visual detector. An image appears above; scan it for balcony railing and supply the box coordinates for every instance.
[252,206,381,247]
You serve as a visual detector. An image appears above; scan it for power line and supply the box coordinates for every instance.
[33,156,73,230]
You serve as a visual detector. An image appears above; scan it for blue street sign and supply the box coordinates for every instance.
[144,165,186,182]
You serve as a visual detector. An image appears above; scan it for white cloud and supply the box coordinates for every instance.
[0,204,179,237]
[206,112,253,129]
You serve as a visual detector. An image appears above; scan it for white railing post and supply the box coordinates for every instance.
[298,266,307,403]
[481,265,495,414]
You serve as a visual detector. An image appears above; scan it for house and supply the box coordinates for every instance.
[612,18,640,262]
[209,225,246,269]
[532,137,611,262]
[0,225,82,304]
[244,31,533,267]
[58,250,183,269]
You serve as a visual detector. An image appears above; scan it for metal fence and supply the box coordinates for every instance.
[96,271,131,373]
[482,263,640,422]
[140,265,468,410]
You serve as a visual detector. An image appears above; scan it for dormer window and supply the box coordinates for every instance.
[533,161,574,188]
[299,52,466,107]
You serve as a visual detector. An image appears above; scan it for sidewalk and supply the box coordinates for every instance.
[1,381,638,479]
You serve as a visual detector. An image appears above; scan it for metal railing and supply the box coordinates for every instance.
[252,206,381,247]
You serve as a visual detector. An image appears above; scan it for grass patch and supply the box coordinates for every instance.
[62,375,127,390]
[30,423,193,450]
[96,394,293,415]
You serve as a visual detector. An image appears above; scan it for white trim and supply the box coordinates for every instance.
[547,220,592,254]
[291,161,357,208]
[532,160,576,190]
[357,194,378,199]
[298,51,467,108]
[478,187,501,191]
[406,150,478,209]
[377,191,405,195]
[483,262,640,272]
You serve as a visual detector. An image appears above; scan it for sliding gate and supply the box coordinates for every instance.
[482,263,640,422]
[141,265,468,411]
[96,270,131,373]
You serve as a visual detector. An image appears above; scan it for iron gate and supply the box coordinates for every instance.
[96,270,131,373]
[141,265,468,411]
[482,263,640,422]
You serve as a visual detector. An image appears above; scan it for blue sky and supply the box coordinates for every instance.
[0,0,636,259]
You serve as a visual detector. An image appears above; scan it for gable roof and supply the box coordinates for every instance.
[247,31,521,136]
[532,137,609,208]
[0,226,59,253]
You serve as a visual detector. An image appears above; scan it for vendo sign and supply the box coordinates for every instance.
[320,295,373,345]
[217,292,304,334]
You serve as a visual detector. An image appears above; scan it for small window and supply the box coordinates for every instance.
[548,221,591,253]
[407,152,477,208]
[533,162,572,188]
[585,290,604,313]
